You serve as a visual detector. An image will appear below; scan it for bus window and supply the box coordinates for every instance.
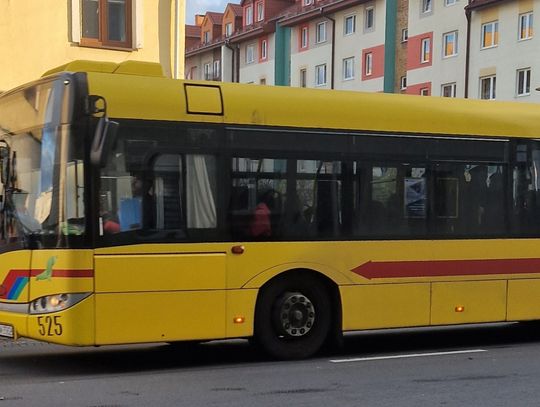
[513,142,540,234]
[296,160,343,239]
[433,163,505,236]
[229,158,286,240]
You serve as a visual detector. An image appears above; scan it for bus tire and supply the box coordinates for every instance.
[254,273,331,360]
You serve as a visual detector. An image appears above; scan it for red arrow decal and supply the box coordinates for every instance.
[351,258,540,280]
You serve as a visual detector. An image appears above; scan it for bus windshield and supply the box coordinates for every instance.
[0,76,85,250]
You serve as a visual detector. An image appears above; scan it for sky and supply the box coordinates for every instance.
[186,0,230,24]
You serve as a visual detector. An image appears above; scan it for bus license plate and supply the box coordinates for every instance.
[0,324,14,338]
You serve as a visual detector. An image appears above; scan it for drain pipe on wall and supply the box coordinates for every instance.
[464,6,472,98]
[324,13,336,90]
[224,40,238,82]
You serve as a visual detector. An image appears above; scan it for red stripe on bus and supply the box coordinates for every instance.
[351,258,540,280]
[29,269,94,278]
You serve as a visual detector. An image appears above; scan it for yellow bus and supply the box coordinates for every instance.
[2,60,540,359]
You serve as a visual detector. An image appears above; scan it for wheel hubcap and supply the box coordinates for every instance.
[277,292,316,337]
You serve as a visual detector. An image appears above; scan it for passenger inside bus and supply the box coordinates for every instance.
[249,189,276,238]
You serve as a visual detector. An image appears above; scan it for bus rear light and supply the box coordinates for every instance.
[30,293,91,314]
[455,306,465,313]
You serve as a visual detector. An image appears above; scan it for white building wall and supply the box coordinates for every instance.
[407,0,467,96]
[239,35,276,85]
[333,0,386,92]
[469,0,540,102]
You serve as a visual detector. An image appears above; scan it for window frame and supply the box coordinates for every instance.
[364,6,375,31]
[441,82,457,97]
[480,75,496,100]
[443,31,458,58]
[245,5,253,26]
[344,14,356,36]
[300,25,309,50]
[400,76,407,90]
[315,64,327,86]
[343,57,355,81]
[364,52,373,76]
[256,1,264,22]
[401,28,409,42]
[516,68,531,97]
[300,68,307,87]
[421,0,432,14]
[246,44,255,64]
[481,20,499,49]
[519,12,533,41]
[80,0,133,50]
[316,21,327,44]
[421,37,431,63]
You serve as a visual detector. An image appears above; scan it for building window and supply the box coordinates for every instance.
[316,21,327,43]
[245,5,253,26]
[246,44,255,64]
[260,38,268,61]
[519,12,533,40]
[204,63,212,80]
[343,57,355,80]
[213,60,220,79]
[364,52,373,76]
[481,21,499,48]
[445,0,456,6]
[420,88,430,96]
[260,78,266,85]
[225,22,233,37]
[256,1,264,21]
[400,76,407,90]
[203,31,210,44]
[402,28,408,42]
[315,64,327,86]
[443,31,458,57]
[441,82,456,97]
[421,38,431,62]
[304,0,313,5]
[344,15,356,35]
[480,75,496,99]
[421,0,432,14]
[300,68,307,87]
[517,68,531,96]
[300,25,309,49]
[365,6,375,31]
[81,0,132,49]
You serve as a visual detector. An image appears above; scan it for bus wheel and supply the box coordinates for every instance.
[254,274,331,360]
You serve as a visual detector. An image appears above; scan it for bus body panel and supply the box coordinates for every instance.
[29,250,94,300]
[0,250,31,303]
[431,280,507,325]
[507,279,540,321]
[94,291,226,344]
[27,296,95,346]
[341,283,431,330]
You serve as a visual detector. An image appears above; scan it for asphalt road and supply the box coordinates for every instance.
[1,322,540,406]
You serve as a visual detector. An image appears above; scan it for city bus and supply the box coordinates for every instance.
[2,60,540,359]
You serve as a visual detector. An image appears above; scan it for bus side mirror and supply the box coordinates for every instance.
[90,116,119,167]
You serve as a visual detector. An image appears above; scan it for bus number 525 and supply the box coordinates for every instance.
[37,316,63,336]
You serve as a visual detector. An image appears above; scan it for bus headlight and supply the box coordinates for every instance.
[30,293,91,314]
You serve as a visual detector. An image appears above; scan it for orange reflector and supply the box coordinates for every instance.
[231,245,245,254]
[455,306,465,313]
[233,316,245,324]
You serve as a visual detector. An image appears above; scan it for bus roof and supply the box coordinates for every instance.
[54,60,540,139]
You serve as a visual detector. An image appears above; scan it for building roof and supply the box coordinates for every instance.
[226,3,243,16]
[205,11,225,25]
[185,24,201,38]
[466,0,507,10]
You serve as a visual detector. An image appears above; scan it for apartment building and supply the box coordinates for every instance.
[0,0,186,92]
[467,0,539,102]
[185,0,540,102]
[405,0,467,96]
